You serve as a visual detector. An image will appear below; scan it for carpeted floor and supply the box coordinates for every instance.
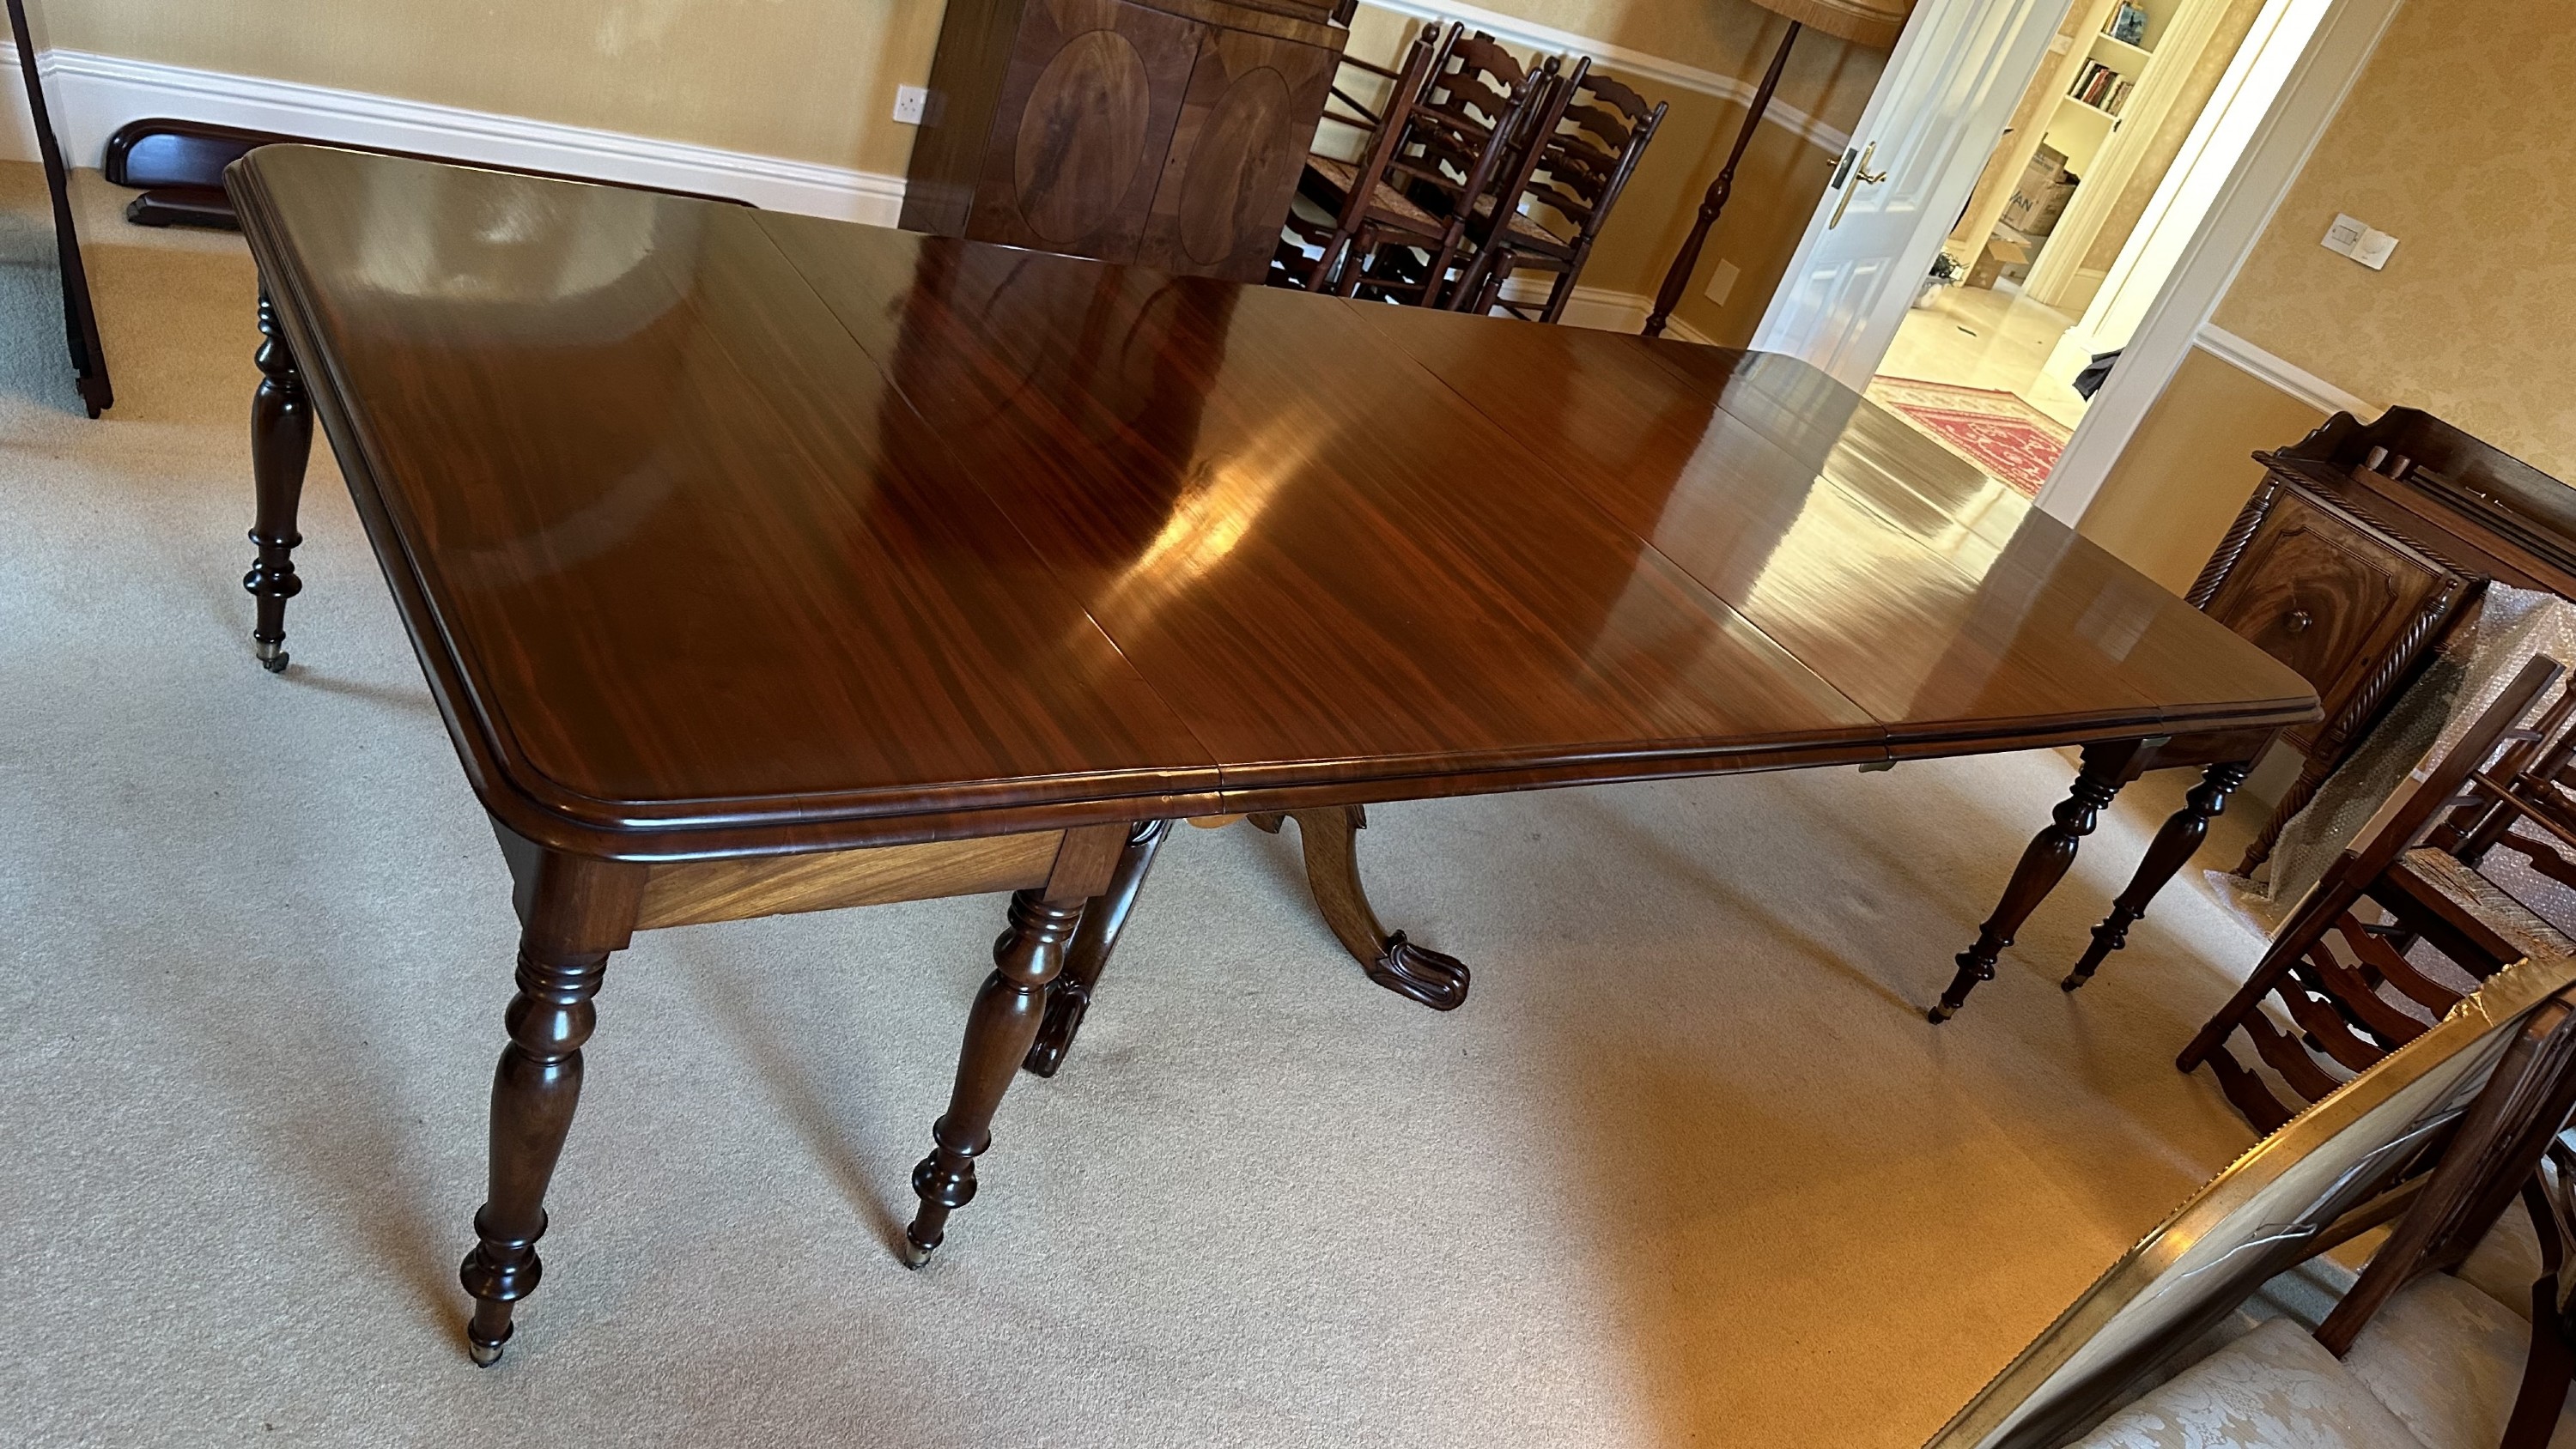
[0,162,2284,1448]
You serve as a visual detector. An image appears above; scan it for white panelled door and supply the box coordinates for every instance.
[1751,0,2075,390]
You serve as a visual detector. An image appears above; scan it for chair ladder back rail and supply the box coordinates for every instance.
[2355,658,2567,880]
[2435,683,2576,856]
[1342,33,1552,306]
[2316,993,2576,1355]
[1459,69,1666,322]
[1442,55,1583,308]
[1292,21,1448,293]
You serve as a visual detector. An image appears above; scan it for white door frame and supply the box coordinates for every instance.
[2032,0,2405,524]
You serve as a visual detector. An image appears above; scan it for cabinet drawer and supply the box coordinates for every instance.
[2202,488,2458,746]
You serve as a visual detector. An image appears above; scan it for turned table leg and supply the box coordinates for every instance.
[904,888,1086,1266]
[245,289,313,673]
[2063,760,2252,991]
[1255,805,1469,1010]
[1024,820,1171,1079]
[1934,741,2148,1023]
[457,851,642,1367]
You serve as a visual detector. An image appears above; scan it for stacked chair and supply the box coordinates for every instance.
[1272,21,1664,318]
[2181,656,2576,1134]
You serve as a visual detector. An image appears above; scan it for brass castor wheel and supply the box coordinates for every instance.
[1926,1003,1955,1024]
[899,1235,937,1270]
[466,1335,506,1367]
[254,639,289,673]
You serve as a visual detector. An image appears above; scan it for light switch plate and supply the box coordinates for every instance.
[2322,212,2366,257]
[1704,258,1741,306]
[893,85,930,125]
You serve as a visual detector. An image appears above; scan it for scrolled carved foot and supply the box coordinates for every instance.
[1021,980,1088,1080]
[1366,931,1470,1010]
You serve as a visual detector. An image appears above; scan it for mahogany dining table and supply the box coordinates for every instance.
[223,146,2317,1365]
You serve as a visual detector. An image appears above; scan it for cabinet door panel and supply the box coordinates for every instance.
[976,0,1200,261]
[2204,490,2449,748]
[1139,26,1337,281]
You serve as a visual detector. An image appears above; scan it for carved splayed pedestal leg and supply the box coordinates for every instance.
[1253,805,1469,1010]
[246,289,312,672]
[458,849,643,1366]
[904,888,1086,1266]
[1023,820,1172,1079]
[1934,740,2154,1022]
[2063,761,2253,991]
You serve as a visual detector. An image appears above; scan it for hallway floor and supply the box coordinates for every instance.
[1880,281,2092,431]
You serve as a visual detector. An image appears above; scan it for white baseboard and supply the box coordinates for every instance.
[1360,0,1850,155]
[1492,274,1714,343]
[0,43,904,225]
[2195,323,2378,419]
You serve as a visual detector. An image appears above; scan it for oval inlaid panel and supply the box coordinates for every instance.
[1176,66,1294,267]
[1012,28,1152,246]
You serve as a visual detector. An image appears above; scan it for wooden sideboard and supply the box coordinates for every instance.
[2192,409,2576,872]
[902,0,1348,283]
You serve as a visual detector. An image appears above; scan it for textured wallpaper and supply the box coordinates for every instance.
[2214,0,2576,481]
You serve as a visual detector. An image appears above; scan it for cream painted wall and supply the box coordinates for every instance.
[2079,0,2576,594]
[2212,0,2576,482]
[2076,347,2324,593]
[37,1,947,176]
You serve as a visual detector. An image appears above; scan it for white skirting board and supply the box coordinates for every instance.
[2194,323,2379,420]
[0,44,906,226]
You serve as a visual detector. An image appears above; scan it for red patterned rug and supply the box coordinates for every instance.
[1865,377,2073,498]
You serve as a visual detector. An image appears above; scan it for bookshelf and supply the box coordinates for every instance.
[2042,2,2162,173]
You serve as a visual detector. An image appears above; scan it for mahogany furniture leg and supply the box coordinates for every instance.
[1933,740,2149,1022]
[2063,760,2254,991]
[904,888,1087,1266]
[1642,21,1796,338]
[1257,805,1470,1010]
[1023,819,1172,1078]
[459,849,644,1367]
[246,290,313,673]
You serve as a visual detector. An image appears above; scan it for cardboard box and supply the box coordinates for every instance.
[1965,233,2032,289]
[2002,143,2077,237]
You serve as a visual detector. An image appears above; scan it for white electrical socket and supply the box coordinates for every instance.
[1704,258,1741,306]
[2321,212,2397,270]
[893,85,930,125]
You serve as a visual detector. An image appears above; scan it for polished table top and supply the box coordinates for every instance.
[231,146,2315,858]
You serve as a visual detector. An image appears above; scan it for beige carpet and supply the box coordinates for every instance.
[0,163,2282,1448]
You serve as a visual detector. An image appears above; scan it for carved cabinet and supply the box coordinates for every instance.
[902,0,1346,283]
[2192,408,2576,872]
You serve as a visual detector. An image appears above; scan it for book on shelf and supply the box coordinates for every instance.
[2069,60,2129,111]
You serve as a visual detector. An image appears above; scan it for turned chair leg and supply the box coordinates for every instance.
[2064,761,2252,991]
[1255,805,1469,1010]
[904,888,1086,1266]
[1934,742,2145,1022]
[458,851,643,1367]
[245,288,313,673]
[1023,820,1172,1079]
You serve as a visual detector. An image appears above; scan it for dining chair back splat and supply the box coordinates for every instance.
[1453,65,1667,323]
[2180,657,2576,1132]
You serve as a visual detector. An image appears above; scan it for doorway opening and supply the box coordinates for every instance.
[1862,0,2330,497]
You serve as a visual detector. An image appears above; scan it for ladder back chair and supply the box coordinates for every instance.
[1312,29,1553,306]
[1273,23,1443,293]
[2180,656,2576,1133]
[1452,65,1667,323]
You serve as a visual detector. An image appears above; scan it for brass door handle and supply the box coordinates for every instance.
[1829,142,1888,229]
[2286,609,2313,633]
